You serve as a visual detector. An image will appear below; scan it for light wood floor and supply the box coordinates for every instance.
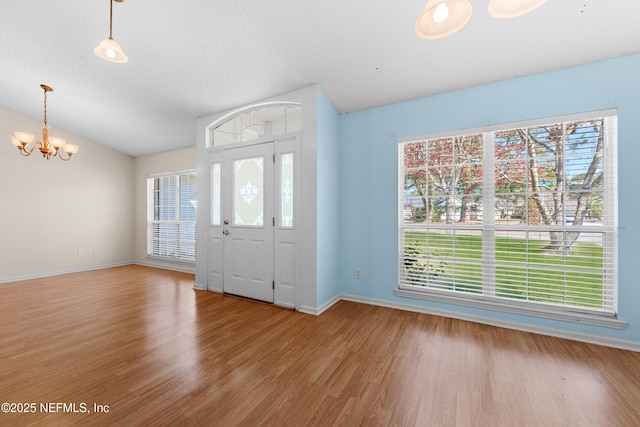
[1,265,639,426]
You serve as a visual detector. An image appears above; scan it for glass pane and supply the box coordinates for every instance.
[213,105,301,146]
[494,229,605,309]
[281,153,294,227]
[234,157,264,226]
[494,129,526,160]
[403,141,428,223]
[495,194,525,225]
[424,134,482,224]
[154,176,176,221]
[211,163,221,225]
[179,174,197,221]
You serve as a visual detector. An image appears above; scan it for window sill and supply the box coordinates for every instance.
[394,286,627,329]
[145,255,195,266]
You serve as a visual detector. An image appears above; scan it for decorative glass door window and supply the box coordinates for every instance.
[281,153,294,227]
[234,157,264,226]
[211,163,221,225]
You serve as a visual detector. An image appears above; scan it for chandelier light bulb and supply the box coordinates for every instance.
[106,49,116,59]
[433,3,450,24]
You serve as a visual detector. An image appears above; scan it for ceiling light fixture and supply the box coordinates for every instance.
[416,0,548,40]
[94,0,128,63]
[11,84,79,161]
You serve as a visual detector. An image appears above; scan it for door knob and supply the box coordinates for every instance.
[224,219,229,225]
[223,229,230,235]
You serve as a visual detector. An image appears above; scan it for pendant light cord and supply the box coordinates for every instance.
[109,0,114,40]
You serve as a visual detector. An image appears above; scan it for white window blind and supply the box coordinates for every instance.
[147,171,197,262]
[399,111,617,319]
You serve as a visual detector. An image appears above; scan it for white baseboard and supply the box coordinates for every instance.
[0,262,133,284]
[299,294,341,316]
[298,305,320,315]
[0,262,195,285]
[339,294,640,353]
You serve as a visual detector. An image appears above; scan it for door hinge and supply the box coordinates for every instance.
[273,217,275,226]
[272,280,275,290]
[273,153,276,163]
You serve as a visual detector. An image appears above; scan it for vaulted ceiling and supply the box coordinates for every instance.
[2,1,639,157]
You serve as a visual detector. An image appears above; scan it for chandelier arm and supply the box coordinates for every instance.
[58,150,72,161]
[19,142,41,156]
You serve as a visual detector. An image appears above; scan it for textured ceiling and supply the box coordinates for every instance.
[1,0,640,157]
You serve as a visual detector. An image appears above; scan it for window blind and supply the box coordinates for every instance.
[147,171,197,262]
[399,111,617,317]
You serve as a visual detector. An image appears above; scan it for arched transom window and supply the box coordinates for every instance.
[210,103,301,147]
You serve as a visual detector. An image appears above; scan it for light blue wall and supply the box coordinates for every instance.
[335,53,640,343]
[316,87,341,306]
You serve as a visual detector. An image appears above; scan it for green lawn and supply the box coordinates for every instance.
[404,230,605,309]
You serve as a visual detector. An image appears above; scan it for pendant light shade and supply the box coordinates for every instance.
[94,37,128,63]
[415,0,472,40]
[488,0,548,19]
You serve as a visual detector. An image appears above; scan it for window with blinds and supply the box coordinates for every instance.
[147,171,197,262]
[399,111,617,319]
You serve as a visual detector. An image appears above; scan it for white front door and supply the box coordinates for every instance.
[221,142,275,302]
[208,137,297,306]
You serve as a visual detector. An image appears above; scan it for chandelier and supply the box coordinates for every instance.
[416,0,548,40]
[94,0,128,63]
[11,84,79,160]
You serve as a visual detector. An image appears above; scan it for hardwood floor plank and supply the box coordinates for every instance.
[1,265,639,426]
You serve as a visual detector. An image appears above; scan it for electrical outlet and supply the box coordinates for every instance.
[78,249,84,257]
[355,268,362,279]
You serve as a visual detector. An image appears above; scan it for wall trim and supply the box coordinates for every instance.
[0,262,197,285]
[298,305,321,315]
[0,262,133,284]
[394,288,627,330]
[299,294,341,316]
[336,293,640,352]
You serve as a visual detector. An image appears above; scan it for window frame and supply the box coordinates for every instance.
[396,110,625,329]
[146,170,197,264]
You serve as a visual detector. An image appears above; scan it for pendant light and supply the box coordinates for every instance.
[416,0,547,39]
[415,0,472,40]
[94,0,128,63]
